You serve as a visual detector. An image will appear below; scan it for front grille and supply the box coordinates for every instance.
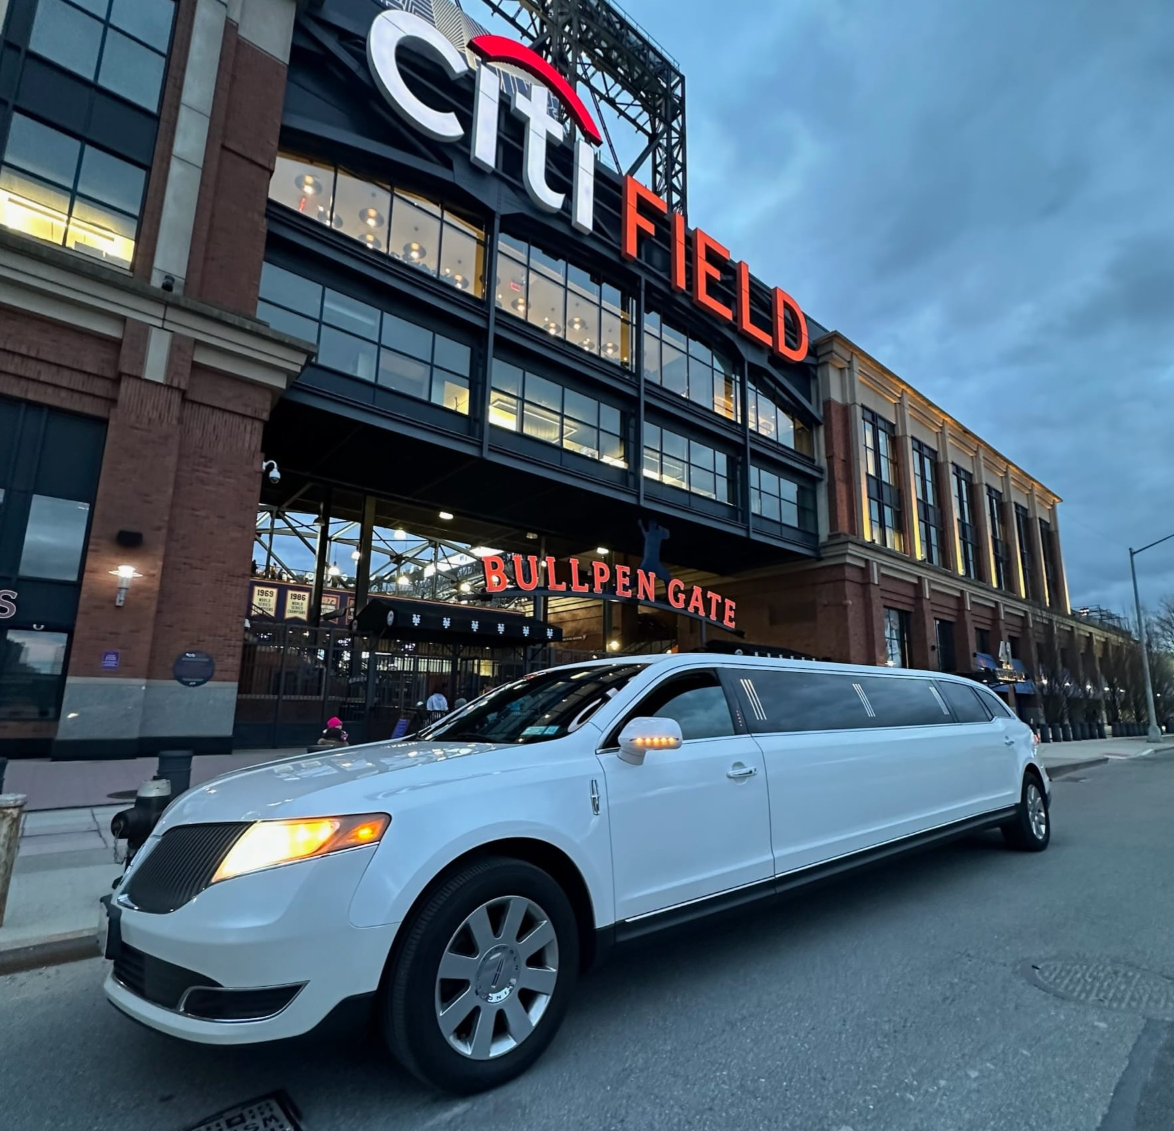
[113,943,220,1010]
[122,822,250,913]
[182,984,303,1021]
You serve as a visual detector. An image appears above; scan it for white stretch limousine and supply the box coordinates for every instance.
[102,655,1050,1093]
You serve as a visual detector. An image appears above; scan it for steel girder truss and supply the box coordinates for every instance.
[474,0,688,214]
[253,508,528,608]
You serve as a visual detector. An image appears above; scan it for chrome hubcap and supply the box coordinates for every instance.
[1027,784,1047,840]
[434,895,559,1060]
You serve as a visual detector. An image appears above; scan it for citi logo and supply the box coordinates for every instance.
[367,9,602,232]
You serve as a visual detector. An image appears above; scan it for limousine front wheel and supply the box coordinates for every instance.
[1002,774,1050,851]
[381,856,579,1094]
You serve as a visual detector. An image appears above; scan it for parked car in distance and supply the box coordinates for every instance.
[101,654,1050,1094]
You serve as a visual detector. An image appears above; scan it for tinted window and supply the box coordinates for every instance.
[858,677,952,727]
[615,671,734,742]
[18,496,91,580]
[736,670,875,733]
[937,680,992,722]
[975,686,1014,718]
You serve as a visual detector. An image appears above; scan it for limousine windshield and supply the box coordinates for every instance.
[419,663,644,744]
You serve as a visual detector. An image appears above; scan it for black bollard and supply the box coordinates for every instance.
[156,750,193,798]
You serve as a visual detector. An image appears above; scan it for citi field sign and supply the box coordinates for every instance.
[366,9,809,363]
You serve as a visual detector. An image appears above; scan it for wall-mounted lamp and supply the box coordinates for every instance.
[110,564,141,607]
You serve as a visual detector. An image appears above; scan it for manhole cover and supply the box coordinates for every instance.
[183,1091,302,1131]
[1023,958,1174,1019]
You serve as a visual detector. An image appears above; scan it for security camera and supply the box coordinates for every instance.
[262,460,281,485]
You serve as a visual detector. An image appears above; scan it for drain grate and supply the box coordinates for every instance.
[183,1091,303,1131]
[1023,958,1174,1020]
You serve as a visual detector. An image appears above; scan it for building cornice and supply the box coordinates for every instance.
[0,230,314,392]
[813,329,1061,506]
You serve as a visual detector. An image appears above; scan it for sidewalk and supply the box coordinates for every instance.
[1,736,1169,976]
[4,749,305,811]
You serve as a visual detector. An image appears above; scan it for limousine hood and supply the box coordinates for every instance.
[156,740,511,829]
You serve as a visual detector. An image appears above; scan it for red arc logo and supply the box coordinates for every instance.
[468,35,603,146]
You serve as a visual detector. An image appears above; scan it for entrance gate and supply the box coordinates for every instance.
[233,621,605,749]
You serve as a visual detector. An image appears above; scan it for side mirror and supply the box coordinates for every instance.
[617,716,683,765]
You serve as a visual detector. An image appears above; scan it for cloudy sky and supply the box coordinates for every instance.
[612,0,1174,617]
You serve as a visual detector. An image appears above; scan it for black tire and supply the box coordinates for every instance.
[381,856,579,1094]
[1001,772,1050,852]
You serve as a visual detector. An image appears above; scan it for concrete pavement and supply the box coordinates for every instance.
[1,748,1172,1130]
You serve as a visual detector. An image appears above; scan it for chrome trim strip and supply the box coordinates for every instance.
[852,682,876,717]
[624,875,776,923]
[110,973,306,1024]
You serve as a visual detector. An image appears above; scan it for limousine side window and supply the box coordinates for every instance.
[607,670,735,744]
[857,676,953,727]
[935,679,993,723]
[735,670,875,733]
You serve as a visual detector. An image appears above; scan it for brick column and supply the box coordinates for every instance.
[815,337,859,539]
[1001,471,1025,598]
[863,564,887,666]
[970,454,994,587]
[54,333,274,757]
[1046,505,1071,614]
[1025,489,1049,606]
[894,393,919,560]
[911,580,936,670]
[956,592,978,674]
[936,422,960,574]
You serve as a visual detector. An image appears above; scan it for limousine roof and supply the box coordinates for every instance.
[552,653,980,684]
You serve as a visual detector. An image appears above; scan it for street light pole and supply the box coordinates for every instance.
[1128,531,1174,743]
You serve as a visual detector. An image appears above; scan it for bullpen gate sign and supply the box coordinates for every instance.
[481,554,737,631]
[366,9,808,363]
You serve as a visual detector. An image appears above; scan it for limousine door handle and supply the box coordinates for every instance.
[727,763,758,780]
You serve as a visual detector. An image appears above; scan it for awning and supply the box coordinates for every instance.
[353,597,563,646]
[974,652,998,670]
[1011,659,1037,696]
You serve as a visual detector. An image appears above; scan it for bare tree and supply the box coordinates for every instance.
[1037,624,1068,728]
[1100,644,1127,725]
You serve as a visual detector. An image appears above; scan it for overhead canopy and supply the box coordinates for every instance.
[1011,658,1037,696]
[353,596,563,647]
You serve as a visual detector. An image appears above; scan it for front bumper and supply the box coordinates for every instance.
[104,846,399,1044]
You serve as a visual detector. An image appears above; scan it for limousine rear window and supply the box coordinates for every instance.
[935,679,993,723]
[737,670,959,733]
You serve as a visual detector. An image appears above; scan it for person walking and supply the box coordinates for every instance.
[426,685,449,712]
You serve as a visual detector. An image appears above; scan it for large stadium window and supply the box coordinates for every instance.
[750,465,816,532]
[258,262,471,415]
[643,311,742,424]
[269,154,486,298]
[642,425,733,505]
[748,379,813,456]
[494,234,633,370]
[489,359,626,467]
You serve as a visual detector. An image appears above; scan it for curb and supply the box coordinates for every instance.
[0,929,99,977]
[1044,757,1110,779]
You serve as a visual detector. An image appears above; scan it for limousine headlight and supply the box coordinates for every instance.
[211,814,391,883]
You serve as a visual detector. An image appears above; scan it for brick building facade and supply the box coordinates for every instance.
[0,0,1127,757]
[0,0,310,756]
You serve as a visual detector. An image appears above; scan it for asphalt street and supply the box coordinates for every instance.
[2,752,1173,1131]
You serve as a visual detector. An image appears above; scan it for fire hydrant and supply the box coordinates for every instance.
[0,792,28,928]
